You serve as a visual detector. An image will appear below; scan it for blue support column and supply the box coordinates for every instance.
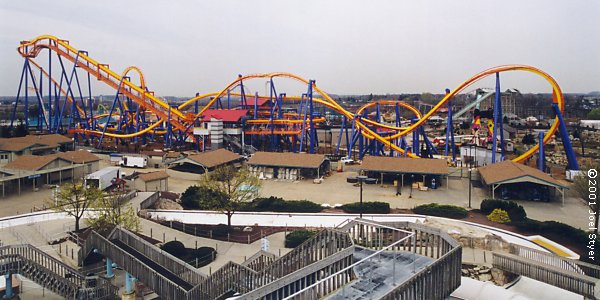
[538,131,545,172]
[269,81,276,151]
[346,117,356,157]
[492,73,505,163]
[227,89,230,109]
[308,80,316,154]
[106,257,114,278]
[335,116,345,155]
[24,59,29,129]
[552,103,579,170]
[444,88,456,161]
[10,61,28,128]
[3,273,13,299]
[124,272,135,295]
[411,118,419,156]
[48,49,53,131]
[402,137,408,157]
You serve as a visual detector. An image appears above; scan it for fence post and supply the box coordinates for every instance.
[248,235,250,244]
[183,223,185,233]
[163,232,165,243]
[210,230,212,239]
[170,221,173,228]
[227,233,230,242]
[194,227,197,236]
[150,228,153,239]
[195,240,198,249]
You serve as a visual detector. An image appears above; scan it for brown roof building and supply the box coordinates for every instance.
[135,171,170,192]
[3,155,60,171]
[186,149,242,169]
[57,150,101,164]
[167,149,242,174]
[359,156,449,189]
[138,170,170,182]
[0,134,74,165]
[478,160,568,203]
[0,134,73,152]
[360,156,448,176]
[247,152,330,179]
[247,152,327,169]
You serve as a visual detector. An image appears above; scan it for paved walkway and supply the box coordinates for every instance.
[136,218,291,274]
[145,211,549,252]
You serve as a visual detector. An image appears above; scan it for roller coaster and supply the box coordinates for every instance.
[9,35,579,170]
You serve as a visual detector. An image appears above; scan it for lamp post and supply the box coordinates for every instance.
[468,168,473,208]
[357,175,367,219]
[409,174,415,198]
[347,175,376,219]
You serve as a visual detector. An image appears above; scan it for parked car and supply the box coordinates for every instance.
[340,157,355,165]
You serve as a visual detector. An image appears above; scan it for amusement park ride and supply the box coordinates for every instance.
[9,35,579,171]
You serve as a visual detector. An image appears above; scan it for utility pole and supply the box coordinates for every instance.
[468,168,472,208]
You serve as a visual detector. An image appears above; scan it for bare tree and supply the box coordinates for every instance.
[87,191,140,235]
[49,181,103,231]
[198,165,261,227]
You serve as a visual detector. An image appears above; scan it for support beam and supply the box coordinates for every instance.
[106,257,114,278]
[4,272,13,299]
[124,272,135,295]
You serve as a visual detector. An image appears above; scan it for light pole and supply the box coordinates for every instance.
[468,168,473,208]
[409,174,415,198]
[357,175,367,219]
[347,175,376,219]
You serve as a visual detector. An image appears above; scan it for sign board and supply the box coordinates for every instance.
[261,238,270,252]
[27,174,41,179]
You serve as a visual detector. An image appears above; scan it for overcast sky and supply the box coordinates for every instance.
[0,0,598,97]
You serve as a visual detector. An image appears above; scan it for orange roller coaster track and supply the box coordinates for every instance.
[13,35,574,167]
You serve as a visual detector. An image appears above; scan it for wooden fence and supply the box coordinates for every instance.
[0,244,118,299]
[493,252,599,299]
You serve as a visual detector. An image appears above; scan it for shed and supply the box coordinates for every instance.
[136,171,170,192]
[57,150,101,174]
[360,156,449,189]
[167,149,242,174]
[478,160,568,204]
[246,152,329,180]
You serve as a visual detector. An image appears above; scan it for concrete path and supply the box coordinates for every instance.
[136,218,291,274]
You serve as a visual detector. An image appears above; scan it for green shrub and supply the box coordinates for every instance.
[487,208,511,223]
[514,219,589,246]
[192,247,217,268]
[245,197,323,213]
[212,224,231,237]
[512,218,544,232]
[480,199,527,222]
[160,240,186,258]
[180,185,227,210]
[285,230,317,248]
[341,202,390,214]
[413,203,468,219]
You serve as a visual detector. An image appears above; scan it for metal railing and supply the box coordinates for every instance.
[493,252,599,299]
[0,244,118,299]
[283,219,414,299]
